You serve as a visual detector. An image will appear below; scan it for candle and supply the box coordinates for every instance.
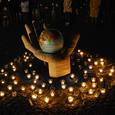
[70,73,75,79]
[84,70,88,74]
[4,72,8,76]
[24,59,27,62]
[41,83,46,88]
[25,52,27,55]
[100,61,104,66]
[50,91,55,97]
[99,77,104,82]
[88,58,91,62]
[78,49,81,52]
[109,73,112,77]
[94,92,100,98]
[31,93,37,100]
[110,68,114,73]
[78,65,82,69]
[68,87,74,92]
[32,70,36,75]
[38,89,43,94]
[0,91,5,97]
[13,80,18,85]
[60,79,65,84]
[80,51,83,56]
[11,75,16,80]
[99,68,103,73]
[33,79,37,84]
[1,79,5,84]
[13,68,16,72]
[91,77,96,82]
[1,69,4,73]
[92,83,97,88]
[30,85,35,90]
[7,85,12,91]
[88,89,93,94]
[10,62,13,65]
[61,84,66,89]
[48,79,53,84]
[12,65,16,69]
[89,65,93,69]
[21,86,26,91]
[26,56,29,60]
[44,97,49,103]
[24,69,28,73]
[27,74,31,79]
[81,82,86,87]
[100,88,106,94]
[68,96,74,103]
[100,58,104,62]
[29,63,32,67]
[35,75,39,80]
[94,61,98,65]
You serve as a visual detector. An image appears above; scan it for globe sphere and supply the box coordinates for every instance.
[38,29,64,53]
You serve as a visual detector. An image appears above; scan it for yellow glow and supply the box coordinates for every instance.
[1,69,4,73]
[68,96,74,103]
[89,65,93,69]
[84,70,88,74]
[92,83,97,88]
[1,79,5,84]
[80,51,83,56]
[88,58,91,62]
[100,88,106,94]
[29,63,32,67]
[32,70,36,75]
[0,91,5,97]
[100,61,104,65]
[61,84,66,89]
[110,68,114,73]
[109,73,112,76]
[81,82,86,87]
[13,68,16,72]
[21,86,26,91]
[88,89,93,94]
[38,89,43,94]
[11,75,16,80]
[99,77,104,82]
[35,75,39,79]
[10,62,13,65]
[30,85,35,90]
[60,79,65,84]
[48,79,53,84]
[41,83,46,88]
[24,69,28,73]
[94,61,98,65]
[99,68,103,73]
[27,74,31,79]
[68,87,74,92]
[70,73,75,79]
[4,72,8,76]
[78,49,80,52]
[50,91,55,97]
[7,85,12,91]
[91,77,96,82]
[32,93,37,99]
[13,80,18,85]
[44,97,49,103]
[100,58,104,62]
[33,79,37,84]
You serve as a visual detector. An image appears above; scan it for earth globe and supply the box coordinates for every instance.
[38,29,64,53]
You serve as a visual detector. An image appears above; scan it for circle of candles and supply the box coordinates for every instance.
[0,91,5,97]
[38,89,43,94]
[27,74,31,79]
[30,85,35,90]
[29,63,32,67]
[88,58,91,62]
[41,83,46,88]
[68,96,74,103]
[35,75,39,80]
[11,75,16,80]
[100,88,106,94]
[1,69,4,73]
[92,83,97,88]
[68,87,74,92]
[99,77,104,82]
[48,79,53,84]
[7,85,12,91]
[1,79,5,84]
[10,62,13,65]
[24,69,28,73]
[110,68,114,73]
[60,79,65,84]
[89,65,93,69]
[99,68,103,73]
[44,97,49,103]
[81,82,86,87]
[12,91,17,97]
[31,93,37,99]
[88,89,93,94]
[94,61,98,65]
[32,70,36,75]
[91,77,96,82]
[13,80,18,85]
[33,79,37,84]
[61,84,66,89]
[70,73,75,79]
[21,86,26,91]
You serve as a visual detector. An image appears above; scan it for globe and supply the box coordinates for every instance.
[38,29,64,53]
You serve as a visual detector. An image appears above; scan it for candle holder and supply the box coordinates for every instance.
[44,97,49,103]
[12,91,17,97]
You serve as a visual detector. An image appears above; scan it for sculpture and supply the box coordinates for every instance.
[21,21,80,78]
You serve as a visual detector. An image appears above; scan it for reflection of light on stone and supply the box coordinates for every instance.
[88,89,93,94]
[94,61,98,65]
[60,79,65,84]
[100,88,106,94]
[48,79,53,84]
[1,79,5,84]
[7,85,12,91]
[27,74,31,79]
[68,96,74,103]
[35,75,39,79]
[44,97,49,103]
[61,84,66,89]
[0,91,5,97]
[38,89,43,94]
[81,82,86,87]
[32,93,37,99]
[41,83,46,88]
[13,80,18,85]
[68,87,74,92]
[70,73,75,79]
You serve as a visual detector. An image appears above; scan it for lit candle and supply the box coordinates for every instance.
[88,58,91,62]
[0,91,5,97]
[33,79,37,84]
[78,49,81,52]
[41,83,46,88]
[68,96,74,103]
[25,52,27,55]
[100,58,104,62]
[99,68,103,73]
[12,65,16,69]
[100,61,104,66]
[91,77,96,82]
[81,82,86,88]
[29,63,32,67]
[10,62,13,65]
[13,80,18,85]
[48,79,53,84]
[94,92,100,98]
[92,83,97,88]
[68,87,74,92]
[50,91,55,97]
[88,89,93,94]
[7,85,12,91]
[61,84,66,89]
[84,70,88,74]
[31,93,37,100]
[110,68,114,73]
[89,65,93,69]
[1,69,4,73]
[4,72,8,76]
[1,79,5,84]
[70,73,75,79]
[94,61,98,65]
[21,86,26,91]
[38,89,43,94]
[32,70,36,75]
[60,79,65,84]
[24,59,27,62]
[30,85,35,90]
[26,56,29,60]
[80,51,83,56]
[11,75,16,80]
[24,69,28,73]
[99,77,104,82]
[13,68,16,72]
[44,97,49,103]
[100,88,106,94]
[35,75,39,80]
[109,73,112,77]
[27,74,31,79]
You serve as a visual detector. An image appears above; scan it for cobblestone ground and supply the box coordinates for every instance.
[0,18,115,115]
